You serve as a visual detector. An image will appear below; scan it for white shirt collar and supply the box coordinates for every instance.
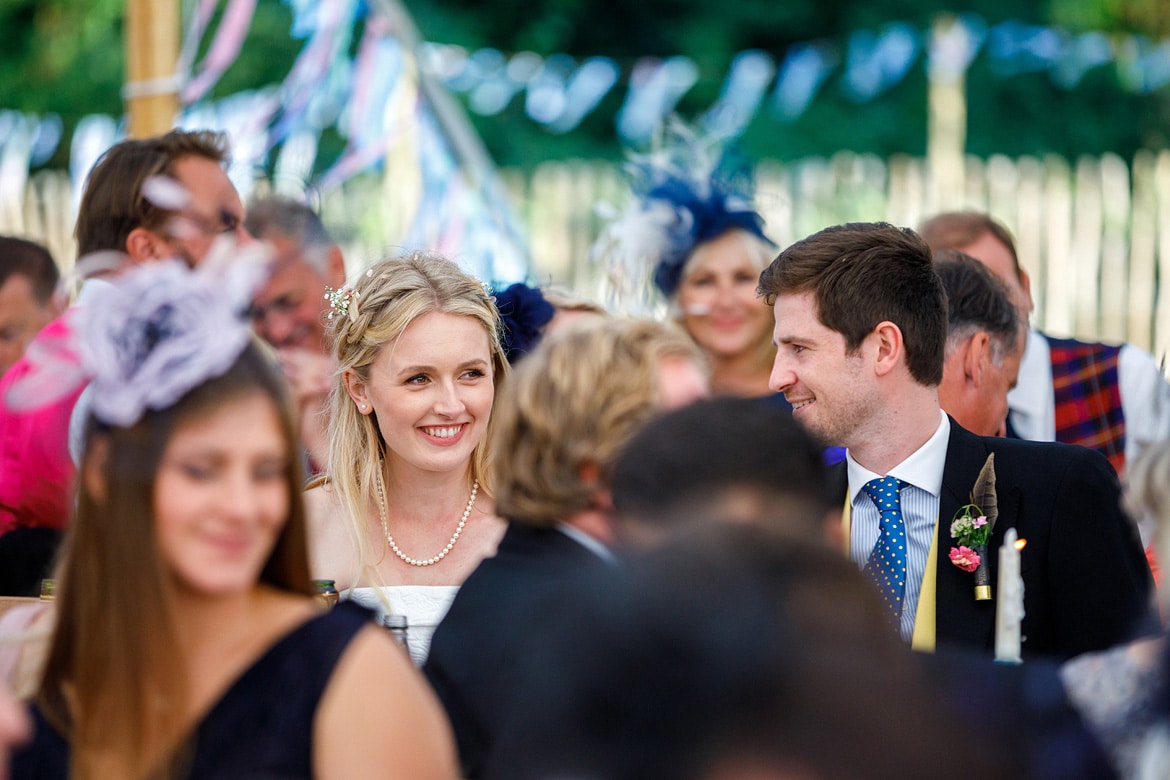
[846,410,950,500]
[556,522,617,562]
[1007,328,1050,419]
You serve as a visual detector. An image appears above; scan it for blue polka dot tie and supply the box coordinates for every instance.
[861,476,908,625]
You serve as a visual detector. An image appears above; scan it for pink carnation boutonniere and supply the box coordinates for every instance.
[948,453,999,600]
[948,545,982,573]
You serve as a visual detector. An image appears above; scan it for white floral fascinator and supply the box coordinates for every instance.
[6,238,271,428]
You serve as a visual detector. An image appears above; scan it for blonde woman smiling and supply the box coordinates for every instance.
[306,252,509,664]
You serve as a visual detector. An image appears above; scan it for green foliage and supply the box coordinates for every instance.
[0,0,124,118]
[0,0,1166,172]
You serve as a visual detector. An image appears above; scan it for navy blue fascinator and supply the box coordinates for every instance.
[592,121,774,311]
[642,175,771,297]
[492,282,555,363]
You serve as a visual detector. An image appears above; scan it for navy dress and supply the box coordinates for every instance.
[12,600,375,779]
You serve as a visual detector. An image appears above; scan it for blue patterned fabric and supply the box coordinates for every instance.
[861,476,909,624]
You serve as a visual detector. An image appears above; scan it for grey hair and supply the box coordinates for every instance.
[244,197,335,274]
[934,250,1020,365]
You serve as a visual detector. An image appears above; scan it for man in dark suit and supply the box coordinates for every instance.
[757,222,1155,660]
[423,318,709,778]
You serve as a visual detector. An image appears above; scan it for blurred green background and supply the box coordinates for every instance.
[1,0,1167,172]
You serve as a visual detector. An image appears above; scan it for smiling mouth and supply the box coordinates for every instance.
[790,399,814,411]
[421,424,465,439]
[206,535,253,556]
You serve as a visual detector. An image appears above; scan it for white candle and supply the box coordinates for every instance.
[994,528,1026,663]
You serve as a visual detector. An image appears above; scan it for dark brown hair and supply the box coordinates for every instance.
[37,338,312,779]
[757,222,947,387]
[75,130,229,256]
[0,236,58,303]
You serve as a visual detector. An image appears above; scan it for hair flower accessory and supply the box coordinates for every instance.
[325,285,358,321]
[949,453,999,600]
[492,282,555,362]
[591,118,774,314]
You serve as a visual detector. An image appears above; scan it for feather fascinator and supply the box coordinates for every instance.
[592,121,773,313]
[5,237,271,428]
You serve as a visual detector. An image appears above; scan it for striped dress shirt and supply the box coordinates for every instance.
[848,412,951,642]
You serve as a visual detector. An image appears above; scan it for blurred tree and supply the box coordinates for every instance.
[0,0,298,167]
[0,0,1165,170]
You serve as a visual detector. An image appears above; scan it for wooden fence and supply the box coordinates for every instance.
[506,151,1170,366]
[4,151,1170,365]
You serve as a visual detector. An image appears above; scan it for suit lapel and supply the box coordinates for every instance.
[934,421,1003,652]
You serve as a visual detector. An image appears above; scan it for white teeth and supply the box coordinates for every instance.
[791,400,813,410]
[423,425,461,438]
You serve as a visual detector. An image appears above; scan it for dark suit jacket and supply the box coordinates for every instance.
[830,418,1156,660]
[423,521,608,778]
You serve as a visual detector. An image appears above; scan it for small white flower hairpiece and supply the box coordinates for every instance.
[324,285,359,321]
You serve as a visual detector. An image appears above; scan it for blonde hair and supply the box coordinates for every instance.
[1124,440,1170,607]
[323,251,508,583]
[539,284,608,316]
[670,228,775,329]
[492,317,703,527]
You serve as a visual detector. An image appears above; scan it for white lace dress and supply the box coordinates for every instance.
[344,585,460,665]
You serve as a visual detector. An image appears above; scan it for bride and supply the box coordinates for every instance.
[306,252,509,664]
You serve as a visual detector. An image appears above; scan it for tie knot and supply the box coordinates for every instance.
[861,476,904,508]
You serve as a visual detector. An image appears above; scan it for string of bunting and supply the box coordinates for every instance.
[2,3,1169,285]
[3,8,1169,188]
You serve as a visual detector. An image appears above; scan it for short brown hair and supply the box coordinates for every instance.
[918,212,1022,280]
[0,236,59,303]
[75,130,230,256]
[491,318,704,527]
[757,222,946,387]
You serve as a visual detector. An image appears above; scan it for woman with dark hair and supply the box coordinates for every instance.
[10,259,455,779]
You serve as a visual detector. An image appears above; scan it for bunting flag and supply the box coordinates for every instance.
[180,0,259,103]
[427,15,1170,140]
[6,6,1170,276]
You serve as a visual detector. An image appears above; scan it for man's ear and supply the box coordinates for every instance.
[48,286,68,319]
[1017,267,1035,314]
[125,226,168,263]
[342,368,371,414]
[964,331,992,386]
[82,435,110,504]
[578,461,615,511]
[326,245,347,289]
[871,321,905,378]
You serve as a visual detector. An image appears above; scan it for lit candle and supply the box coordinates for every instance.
[994,528,1026,663]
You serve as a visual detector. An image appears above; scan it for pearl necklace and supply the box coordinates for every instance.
[375,469,478,567]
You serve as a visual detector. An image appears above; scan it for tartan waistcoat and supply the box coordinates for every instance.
[1046,335,1126,475]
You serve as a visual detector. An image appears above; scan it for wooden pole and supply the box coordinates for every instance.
[926,15,968,212]
[125,0,179,138]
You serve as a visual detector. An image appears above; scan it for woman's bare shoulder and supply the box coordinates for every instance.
[303,477,360,587]
[313,626,458,779]
[301,477,341,523]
